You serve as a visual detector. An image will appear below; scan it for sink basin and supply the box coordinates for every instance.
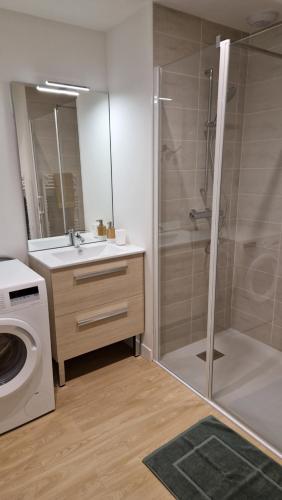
[52,243,124,264]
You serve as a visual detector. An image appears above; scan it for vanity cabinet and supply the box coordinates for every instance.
[30,253,144,385]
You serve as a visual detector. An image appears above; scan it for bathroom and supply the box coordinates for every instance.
[0,0,281,498]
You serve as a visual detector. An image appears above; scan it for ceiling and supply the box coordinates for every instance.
[0,0,151,31]
[0,0,282,32]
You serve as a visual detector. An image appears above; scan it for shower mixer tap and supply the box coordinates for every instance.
[189,208,223,221]
[190,208,212,220]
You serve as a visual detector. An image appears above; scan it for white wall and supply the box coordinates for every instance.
[0,8,107,261]
[107,4,154,357]
[76,92,113,230]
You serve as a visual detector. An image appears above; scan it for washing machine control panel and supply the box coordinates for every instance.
[9,286,40,306]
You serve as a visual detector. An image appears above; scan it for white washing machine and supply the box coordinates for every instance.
[0,259,55,434]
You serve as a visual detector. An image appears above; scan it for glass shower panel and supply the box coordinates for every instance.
[56,106,85,232]
[158,43,222,396]
[212,26,282,454]
[30,111,65,238]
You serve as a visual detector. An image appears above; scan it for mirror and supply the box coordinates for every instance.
[11,82,114,251]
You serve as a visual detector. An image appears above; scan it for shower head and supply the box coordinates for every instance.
[206,85,237,129]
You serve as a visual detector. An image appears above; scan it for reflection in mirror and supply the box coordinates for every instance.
[11,83,113,251]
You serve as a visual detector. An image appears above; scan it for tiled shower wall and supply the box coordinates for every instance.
[231,33,282,351]
[154,4,244,355]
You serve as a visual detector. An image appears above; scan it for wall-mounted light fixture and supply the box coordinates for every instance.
[45,81,90,92]
[36,85,79,96]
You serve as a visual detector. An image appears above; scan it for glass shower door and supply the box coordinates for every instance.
[157,40,230,397]
[212,27,282,455]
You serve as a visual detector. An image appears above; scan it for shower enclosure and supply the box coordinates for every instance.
[155,24,282,457]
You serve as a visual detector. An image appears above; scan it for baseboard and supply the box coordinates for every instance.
[140,342,153,361]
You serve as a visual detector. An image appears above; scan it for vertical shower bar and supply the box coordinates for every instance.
[206,39,230,399]
[203,68,214,201]
[54,106,67,234]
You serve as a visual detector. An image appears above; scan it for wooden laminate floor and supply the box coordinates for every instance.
[1,343,281,500]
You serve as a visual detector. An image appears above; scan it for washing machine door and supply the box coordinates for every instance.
[0,318,42,398]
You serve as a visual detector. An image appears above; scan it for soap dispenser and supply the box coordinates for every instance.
[96,219,107,241]
[107,221,115,242]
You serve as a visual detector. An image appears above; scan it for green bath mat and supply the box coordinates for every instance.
[143,416,282,499]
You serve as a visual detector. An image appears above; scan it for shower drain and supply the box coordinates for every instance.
[196,349,224,361]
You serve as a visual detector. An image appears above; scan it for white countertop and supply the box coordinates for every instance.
[29,242,145,270]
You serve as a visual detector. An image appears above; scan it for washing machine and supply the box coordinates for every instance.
[0,259,55,434]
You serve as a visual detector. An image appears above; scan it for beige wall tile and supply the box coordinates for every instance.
[274,300,282,327]
[155,32,201,73]
[275,276,282,300]
[276,250,282,277]
[162,106,198,141]
[154,4,201,42]
[161,139,197,171]
[240,139,282,170]
[237,193,282,223]
[161,71,199,109]
[221,168,239,196]
[239,168,282,196]
[193,271,209,297]
[160,248,193,280]
[243,108,282,142]
[160,196,202,225]
[247,52,282,83]
[161,170,195,200]
[232,287,274,322]
[160,299,192,328]
[222,140,239,170]
[245,77,282,114]
[191,293,208,320]
[234,266,276,299]
[231,308,272,345]
[191,316,208,341]
[192,244,210,273]
[160,321,192,355]
[202,20,243,44]
[235,220,281,250]
[161,276,193,305]
[217,241,235,269]
[234,243,278,275]
[271,324,282,351]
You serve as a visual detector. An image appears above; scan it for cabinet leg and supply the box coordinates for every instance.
[133,335,141,357]
[58,360,66,386]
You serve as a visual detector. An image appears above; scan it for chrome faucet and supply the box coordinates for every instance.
[68,229,85,248]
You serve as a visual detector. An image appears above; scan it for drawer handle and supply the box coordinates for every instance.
[77,305,128,327]
[73,262,128,281]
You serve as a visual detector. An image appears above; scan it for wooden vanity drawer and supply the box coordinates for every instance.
[52,255,144,317]
[55,295,144,360]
